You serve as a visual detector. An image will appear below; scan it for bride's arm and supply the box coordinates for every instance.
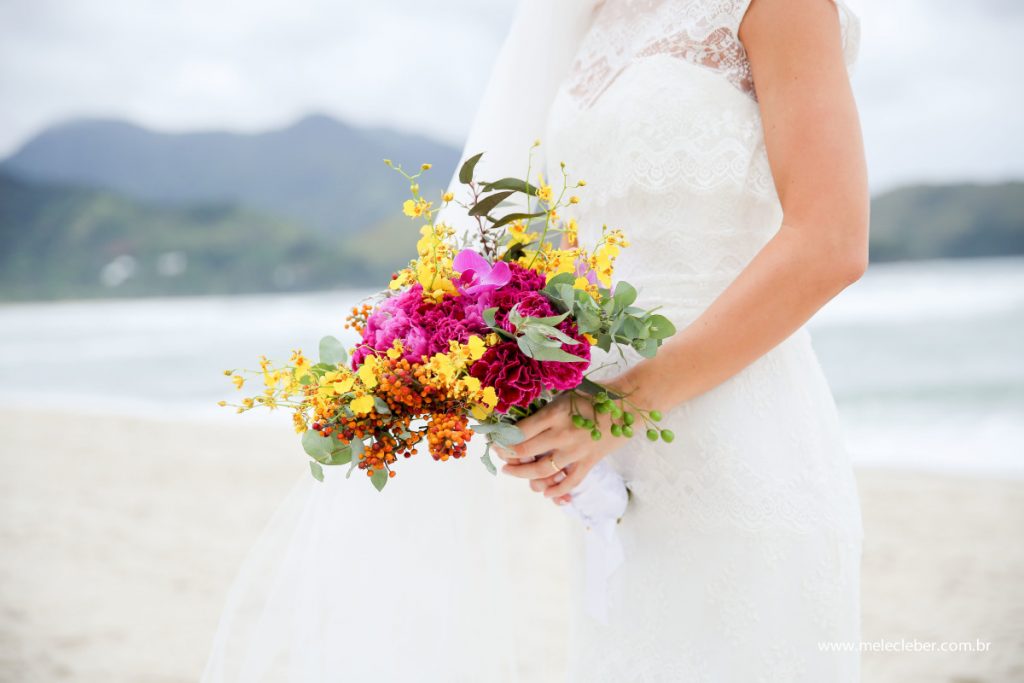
[498,0,868,496]
[614,0,869,412]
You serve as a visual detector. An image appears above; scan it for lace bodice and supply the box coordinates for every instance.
[545,0,861,323]
[565,0,860,109]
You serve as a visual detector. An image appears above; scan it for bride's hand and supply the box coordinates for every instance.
[493,392,620,502]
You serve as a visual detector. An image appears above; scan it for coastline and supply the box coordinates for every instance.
[0,407,1020,682]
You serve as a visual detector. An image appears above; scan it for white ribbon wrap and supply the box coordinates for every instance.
[560,459,628,624]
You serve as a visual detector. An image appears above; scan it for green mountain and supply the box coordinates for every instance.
[0,170,413,300]
[869,181,1024,261]
[0,113,460,235]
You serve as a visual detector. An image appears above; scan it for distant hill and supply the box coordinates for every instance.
[869,181,1024,261]
[0,170,409,300]
[0,113,460,236]
[1,111,1021,303]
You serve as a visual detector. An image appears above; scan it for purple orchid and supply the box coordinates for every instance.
[453,249,512,295]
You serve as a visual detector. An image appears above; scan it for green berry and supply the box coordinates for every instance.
[595,392,609,403]
[582,418,595,429]
[610,423,622,437]
[571,414,586,428]
[595,401,612,414]
[646,428,659,441]
[622,425,634,438]
[649,410,663,421]
[622,412,635,426]
[610,403,622,418]
[590,428,603,441]
[660,429,675,443]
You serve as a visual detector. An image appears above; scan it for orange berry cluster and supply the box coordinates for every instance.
[344,303,374,334]
[426,413,473,461]
[311,354,475,477]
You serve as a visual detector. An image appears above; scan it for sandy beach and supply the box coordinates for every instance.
[0,407,1021,682]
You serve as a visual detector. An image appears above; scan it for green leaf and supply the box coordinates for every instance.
[302,429,334,461]
[490,211,546,229]
[370,468,389,492]
[459,152,483,184]
[480,443,498,476]
[318,335,347,366]
[372,396,391,414]
[482,307,498,328]
[520,310,571,328]
[309,461,324,482]
[612,282,637,309]
[646,314,677,339]
[491,423,525,447]
[468,190,515,217]
[481,177,540,196]
[634,337,658,358]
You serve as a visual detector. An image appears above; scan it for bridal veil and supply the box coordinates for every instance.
[200,2,598,680]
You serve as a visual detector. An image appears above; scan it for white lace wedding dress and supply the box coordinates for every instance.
[201,1,865,681]
[543,0,866,680]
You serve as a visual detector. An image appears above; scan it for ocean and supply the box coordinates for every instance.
[1,256,1021,477]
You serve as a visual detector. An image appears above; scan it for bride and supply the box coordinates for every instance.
[201,0,867,680]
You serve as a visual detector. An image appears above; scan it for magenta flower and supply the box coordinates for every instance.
[454,249,512,295]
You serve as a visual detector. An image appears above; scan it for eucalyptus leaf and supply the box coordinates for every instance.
[482,307,498,328]
[612,282,638,309]
[490,423,525,447]
[309,461,324,482]
[371,468,388,492]
[318,335,347,366]
[646,314,677,339]
[480,444,498,476]
[372,396,391,414]
[459,152,483,184]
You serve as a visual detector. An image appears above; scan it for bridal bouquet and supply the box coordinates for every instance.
[220,148,676,491]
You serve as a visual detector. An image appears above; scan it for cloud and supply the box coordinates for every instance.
[0,0,1021,192]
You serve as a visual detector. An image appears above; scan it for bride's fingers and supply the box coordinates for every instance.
[529,469,566,493]
[510,429,563,462]
[543,459,594,498]
[502,451,581,480]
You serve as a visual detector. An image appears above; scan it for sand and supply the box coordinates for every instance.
[0,408,1021,682]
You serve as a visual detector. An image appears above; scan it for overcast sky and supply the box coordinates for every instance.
[1,0,1022,192]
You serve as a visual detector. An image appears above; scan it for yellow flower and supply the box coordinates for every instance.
[357,355,378,389]
[350,394,375,415]
[507,220,538,246]
[537,175,553,203]
[319,370,354,397]
[466,335,487,361]
[470,386,500,419]
[290,349,311,379]
[242,397,254,409]
[390,269,414,290]
[421,163,432,170]
[217,400,227,406]
[292,411,308,434]
[231,374,245,390]
[569,195,580,204]
[386,339,404,360]
[565,218,579,246]
[442,191,454,202]
[403,198,432,218]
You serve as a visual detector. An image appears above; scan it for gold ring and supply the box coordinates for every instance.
[548,455,560,472]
